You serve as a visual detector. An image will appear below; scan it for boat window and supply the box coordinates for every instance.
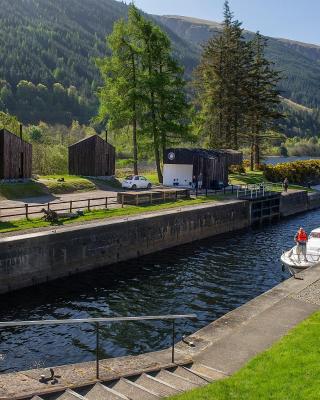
[310,232,320,238]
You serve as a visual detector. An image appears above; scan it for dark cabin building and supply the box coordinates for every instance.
[221,149,243,167]
[68,135,116,177]
[163,148,229,189]
[0,128,32,179]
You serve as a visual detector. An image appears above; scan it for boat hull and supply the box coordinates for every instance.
[281,246,320,273]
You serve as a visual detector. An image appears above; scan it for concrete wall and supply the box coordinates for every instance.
[308,192,320,211]
[280,190,320,216]
[280,190,309,217]
[0,201,250,294]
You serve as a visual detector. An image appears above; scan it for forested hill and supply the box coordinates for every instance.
[1,0,320,132]
[0,0,196,125]
[156,15,320,109]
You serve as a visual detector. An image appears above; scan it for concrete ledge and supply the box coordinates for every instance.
[177,265,320,373]
[0,200,250,294]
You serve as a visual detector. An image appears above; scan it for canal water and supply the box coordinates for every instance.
[0,209,319,373]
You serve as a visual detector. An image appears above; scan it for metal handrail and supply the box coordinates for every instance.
[0,314,197,379]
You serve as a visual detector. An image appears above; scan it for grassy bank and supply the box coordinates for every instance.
[0,196,219,233]
[0,181,48,200]
[169,311,320,400]
[229,170,313,191]
[0,175,122,200]
[39,175,97,194]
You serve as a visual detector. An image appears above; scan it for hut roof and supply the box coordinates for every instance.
[0,128,30,145]
[69,134,101,148]
[165,148,227,163]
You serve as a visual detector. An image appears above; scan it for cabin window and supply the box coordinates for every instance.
[310,232,320,238]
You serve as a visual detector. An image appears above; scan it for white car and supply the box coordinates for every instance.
[122,175,152,190]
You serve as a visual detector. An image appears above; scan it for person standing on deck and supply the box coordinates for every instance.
[294,227,308,262]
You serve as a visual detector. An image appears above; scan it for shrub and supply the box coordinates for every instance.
[264,160,320,185]
[229,163,246,174]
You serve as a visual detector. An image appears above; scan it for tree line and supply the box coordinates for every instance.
[97,2,282,174]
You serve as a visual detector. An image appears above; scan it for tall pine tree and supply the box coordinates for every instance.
[245,32,283,169]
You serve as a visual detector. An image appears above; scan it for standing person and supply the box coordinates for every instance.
[192,175,197,190]
[294,227,308,262]
[283,177,289,192]
[198,172,203,191]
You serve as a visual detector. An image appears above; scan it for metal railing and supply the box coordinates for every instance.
[236,183,278,199]
[0,314,197,379]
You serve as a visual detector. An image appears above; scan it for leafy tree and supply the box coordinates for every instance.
[0,111,21,135]
[129,6,190,182]
[96,8,142,174]
[97,5,190,180]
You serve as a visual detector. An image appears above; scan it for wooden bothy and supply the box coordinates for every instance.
[221,149,243,166]
[68,134,115,177]
[163,148,229,189]
[0,128,32,179]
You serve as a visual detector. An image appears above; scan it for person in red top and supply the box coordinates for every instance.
[294,227,308,261]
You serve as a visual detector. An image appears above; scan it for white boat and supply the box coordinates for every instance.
[281,228,320,273]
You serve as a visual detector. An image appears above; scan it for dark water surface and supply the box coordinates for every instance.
[1,209,320,373]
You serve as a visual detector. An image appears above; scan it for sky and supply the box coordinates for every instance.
[133,0,320,45]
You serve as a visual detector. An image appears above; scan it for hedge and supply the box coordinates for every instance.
[263,160,320,185]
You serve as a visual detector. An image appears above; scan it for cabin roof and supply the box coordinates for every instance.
[166,148,226,161]
[69,134,115,149]
[0,128,31,145]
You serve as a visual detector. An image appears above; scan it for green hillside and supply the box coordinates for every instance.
[0,0,320,135]
[156,15,320,109]
[0,0,196,125]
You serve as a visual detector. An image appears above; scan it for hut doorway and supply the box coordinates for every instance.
[20,152,24,178]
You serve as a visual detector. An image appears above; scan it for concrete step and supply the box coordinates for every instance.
[133,373,181,397]
[169,366,209,386]
[153,369,198,391]
[109,377,160,400]
[188,363,227,381]
[85,382,130,400]
[56,389,87,400]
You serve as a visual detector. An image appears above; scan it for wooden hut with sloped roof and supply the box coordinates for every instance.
[68,134,115,177]
[0,128,32,179]
[163,148,229,189]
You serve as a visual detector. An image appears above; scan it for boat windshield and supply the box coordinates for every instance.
[310,232,320,238]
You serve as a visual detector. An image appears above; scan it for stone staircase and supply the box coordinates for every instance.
[27,363,226,400]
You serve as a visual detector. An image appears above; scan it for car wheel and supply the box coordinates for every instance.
[147,183,152,189]
[131,184,137,190]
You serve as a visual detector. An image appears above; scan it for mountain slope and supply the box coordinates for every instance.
[156,15,320,109]
[0,0,320,133]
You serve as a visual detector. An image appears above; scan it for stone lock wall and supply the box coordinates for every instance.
[0,201,250,294]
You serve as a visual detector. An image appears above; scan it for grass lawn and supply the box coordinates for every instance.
[0,195,219,233]
[0,181,48,200]
[169,311,320,400]
[229,170,313,192]
[39,175,96,194]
